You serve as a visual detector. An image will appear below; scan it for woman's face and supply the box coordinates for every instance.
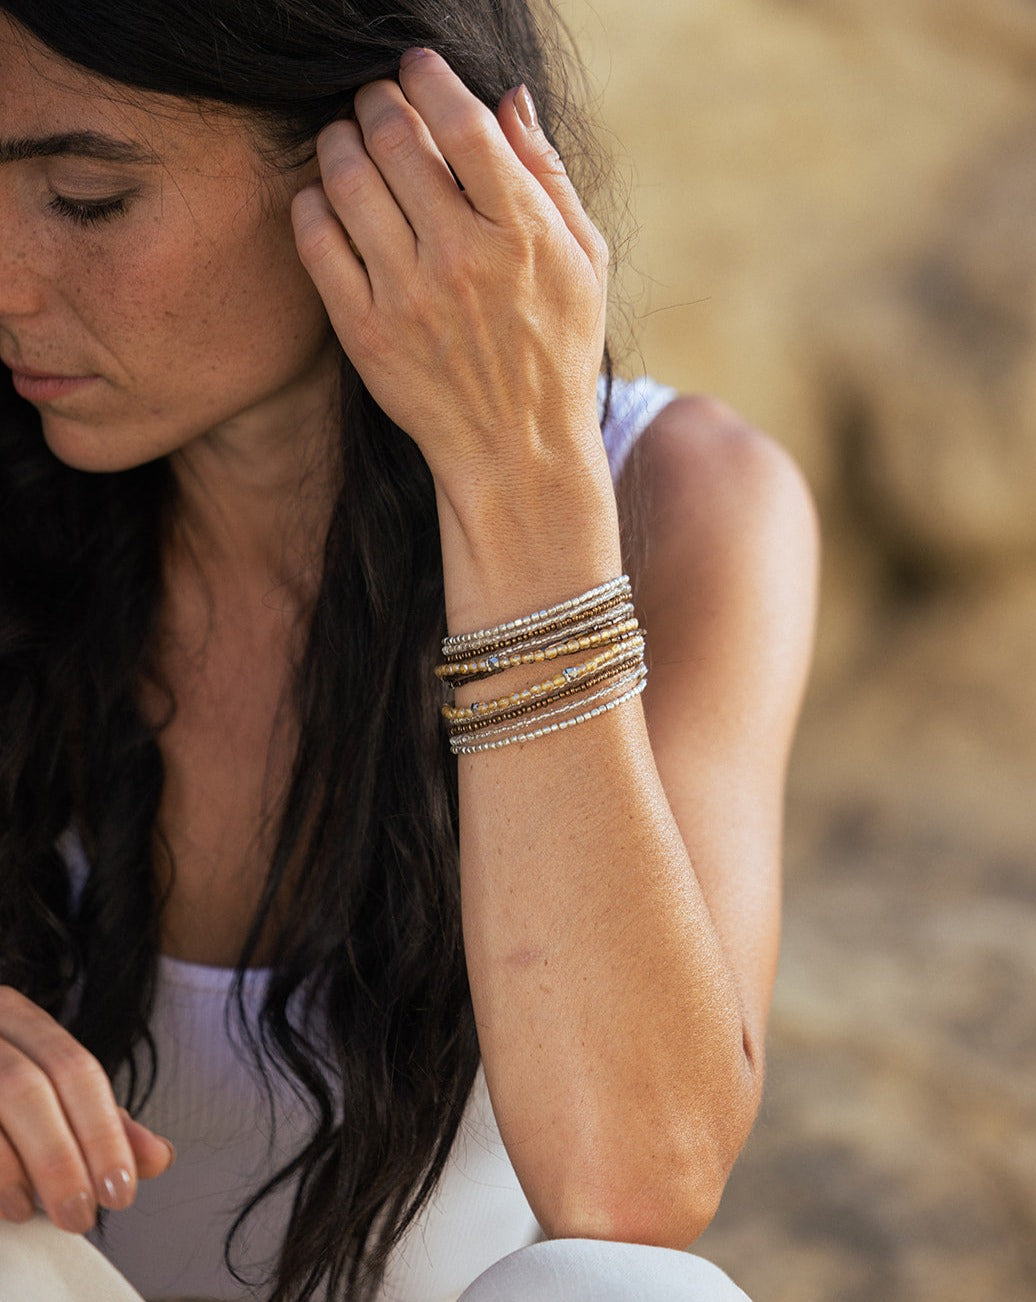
[0,16,337,472]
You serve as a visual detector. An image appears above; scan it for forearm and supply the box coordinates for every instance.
[438,466,760,1245]
[290,47,791,1242]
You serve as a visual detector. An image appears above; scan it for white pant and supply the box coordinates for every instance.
[0,1215,751,1301]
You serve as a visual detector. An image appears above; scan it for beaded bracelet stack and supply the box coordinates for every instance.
[438,575,648,754]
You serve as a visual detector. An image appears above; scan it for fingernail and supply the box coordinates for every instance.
[99,1167,133,1209]
[515,84,537,130]
[0,1186,34,1223]
[400,47,432,68]
[58,1190,96,1233]
[160,1138,177,1167]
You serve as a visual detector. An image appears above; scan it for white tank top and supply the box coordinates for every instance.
[63,374,677,1302]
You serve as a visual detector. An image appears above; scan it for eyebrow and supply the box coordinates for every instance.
[0,130,160,166]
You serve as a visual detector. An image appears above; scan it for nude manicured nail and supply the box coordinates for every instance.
[515,84,537,130]
[0,1185,34,1223]
[100,1167,133,1209]
[58,1190,96,1233]
[400,46,432,68]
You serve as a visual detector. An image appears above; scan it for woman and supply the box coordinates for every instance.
[0,0,818,1298]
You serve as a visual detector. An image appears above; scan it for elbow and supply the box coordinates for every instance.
[527,1026,766,1248]
[539,1037,765,1247]
[534,1099,757,1250]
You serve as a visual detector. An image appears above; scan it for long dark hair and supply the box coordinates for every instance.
[0,2,617,1297]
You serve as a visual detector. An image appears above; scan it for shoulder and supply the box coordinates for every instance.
[622,392,818,597]
[623,393,817,555]
[621,393,820,746]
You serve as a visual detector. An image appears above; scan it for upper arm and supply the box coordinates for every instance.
[620,394,820,1059]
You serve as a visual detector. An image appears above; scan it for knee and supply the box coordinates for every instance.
[0,1214,144,1301]
[457,1237,751,1302]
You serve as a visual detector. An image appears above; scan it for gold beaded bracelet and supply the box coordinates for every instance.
[449,666,648,755]
[441,575,648,755]
[441,635,645,726]
[446,646,647,738]
[441,576,632,661]
[436,616,641,687]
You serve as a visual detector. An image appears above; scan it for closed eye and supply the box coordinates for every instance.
[48,193,130,226]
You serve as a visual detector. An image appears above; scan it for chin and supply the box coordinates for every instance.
[39,413,169,475]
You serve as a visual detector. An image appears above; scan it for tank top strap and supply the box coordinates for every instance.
[598,373,679,482]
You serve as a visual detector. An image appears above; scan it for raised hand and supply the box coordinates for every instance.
[291,48,610,509]
[0,986,174,1233]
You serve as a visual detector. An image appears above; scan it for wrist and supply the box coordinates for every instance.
[434,448,623,636]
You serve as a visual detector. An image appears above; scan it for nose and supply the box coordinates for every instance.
[0,186,47,319]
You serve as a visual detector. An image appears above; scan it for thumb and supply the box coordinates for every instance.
[497,85,604,260]
[118,1109,176,1182]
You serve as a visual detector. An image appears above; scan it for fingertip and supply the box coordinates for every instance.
[291,181,331,229]
[399,46,436,71]
[513,84,537,132]
[291,186,343,266]
[118,1109,175,1179]
[98,1166,135,1212]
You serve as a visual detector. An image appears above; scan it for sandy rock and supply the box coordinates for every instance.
[559,2,1036,1296]
[792,570,1036,857]
[818,117,1036,567]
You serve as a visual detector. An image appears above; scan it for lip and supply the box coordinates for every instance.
[7,364,100,404]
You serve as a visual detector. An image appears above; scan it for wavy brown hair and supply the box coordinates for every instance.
[0,1,620,1297]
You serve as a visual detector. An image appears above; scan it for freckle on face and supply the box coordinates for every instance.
[0,15,337,473]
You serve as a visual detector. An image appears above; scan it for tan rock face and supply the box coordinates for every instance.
[822,117,1036,568]
[557,0,1036,1296]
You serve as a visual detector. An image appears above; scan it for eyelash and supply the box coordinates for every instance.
[48,193,129,227]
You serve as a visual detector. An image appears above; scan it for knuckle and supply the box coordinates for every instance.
[515,207,553,248]
[48,1043,107,1097]
[543,146,568,177]
[321,153,369,209]
[33,1147,86,1195]
[440,103,494,156]
[430,247,486,304]
[33,1146,76,1183]
[365,108,418,161]
[293,212,339,267]
[0,1053,46,1105]
[436,232,480,277]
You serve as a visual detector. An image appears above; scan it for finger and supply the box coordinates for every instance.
[397,47,536,223]
[292,179,380,355]
[0,989,136,1223]
[351,78,469,243]
[313,117,417,275]
[0,1035,97,1231]
[497,84,608,269]
[0,1130,34,1225]
[118,1110,175,1182]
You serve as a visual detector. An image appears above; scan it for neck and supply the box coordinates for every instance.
[166,345,340,614]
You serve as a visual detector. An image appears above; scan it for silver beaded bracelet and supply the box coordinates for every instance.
[441,575,632,661]
[449,668,648,755]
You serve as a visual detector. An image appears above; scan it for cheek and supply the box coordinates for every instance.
[76,203,331,400]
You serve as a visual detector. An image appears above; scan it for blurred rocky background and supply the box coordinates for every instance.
[557,0,1036,1297]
